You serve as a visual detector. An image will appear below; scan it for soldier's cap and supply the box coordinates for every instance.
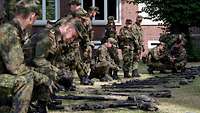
[158,42,166,46]
[72,8,88,19]
[137,15,143,21]
[107,38,117,45]
[15,0,40,15]
[125,19,133,24]
[69,0,81,5]
[107,16,115,22]
[89,6,100,14]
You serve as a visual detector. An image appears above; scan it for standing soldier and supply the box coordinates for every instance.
[87,6,99,40]
[0,0,51,113]
[102,16,117,44]
[119,19,137,78]
[131,15,144,77]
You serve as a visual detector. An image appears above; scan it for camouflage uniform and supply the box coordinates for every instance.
[0,1,52,113]
[119,19,138,78]
[55,1,93,85]
[101,16,117,44]
[146,43,168,74]
[169,39,187,72]
[0,15,50,113]
[131,16,144,77]
[102,16,120,79]
[159,33,186,49]
[89,38,119,81]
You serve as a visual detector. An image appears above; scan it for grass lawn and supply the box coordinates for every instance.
[50,63,200,113]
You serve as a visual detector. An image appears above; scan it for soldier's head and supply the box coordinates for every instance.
[107,16,115,25]
[88,6,99,18]
[158,42,166,50]
[69,0,81,12]
[58,19,83,43]
[14,0,39,30]
[106,38,117,48]
[173,36,184,49]
[136,15,143,25]
[72,8,89,26]
[125,19,132,28]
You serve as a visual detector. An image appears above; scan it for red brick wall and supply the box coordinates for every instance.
[142,25,163,51]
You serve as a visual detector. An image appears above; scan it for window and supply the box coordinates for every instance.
[34,0,60,25]
[148,40,160,49]
[138,3,162,25]
[81,0,121,25]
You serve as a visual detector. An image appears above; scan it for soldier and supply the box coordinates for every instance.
[87,6,99,40]
[56,1,93,85]
[102,16,117,44]
[146,42,168,74]
[89,38,119,81]
[169,37,187,73]
[131,15,144,77]
[119,19,138,78]
[23,19,78,91]
[0,0,51,113]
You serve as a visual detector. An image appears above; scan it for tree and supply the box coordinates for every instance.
[127,0,200,60]
[127,0,200,33]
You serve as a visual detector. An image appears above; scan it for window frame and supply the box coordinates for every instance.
[34,0,60,26]
[80,0,122,25]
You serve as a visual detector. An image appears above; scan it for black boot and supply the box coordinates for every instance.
[37,100,48,113]
[132,69,141,77]
[80,76,94,85]
[100,74,113,82]
[147,66,154,74]
[111,71,119,80]
[124,71,131,78]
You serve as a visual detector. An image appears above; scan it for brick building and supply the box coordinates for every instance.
[0,0,164,51]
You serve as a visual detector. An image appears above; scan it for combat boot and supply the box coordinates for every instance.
[100,74,113,82]
[111,71,119,80]
[124,71,131,78]
[36,100,48,113]
[147,66,154,74]
[132,69,141,77]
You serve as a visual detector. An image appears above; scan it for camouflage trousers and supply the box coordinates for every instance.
[90,61,110,79]
[122,48,134,73]
[0,74,33,113]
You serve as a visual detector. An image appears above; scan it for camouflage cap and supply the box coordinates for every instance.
[125,19,133,24]
[69,0,81,5]
[15,0,40,15]
[107,16,115,22]
[137,15,143,21]
[89,6,100,14]
[107,38,117,45]
[72,8,88,18]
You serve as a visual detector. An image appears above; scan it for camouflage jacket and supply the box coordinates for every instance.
[170,45,187,62]
[0,19,31,75]
[23,28,60,80]
[149,46,167,61]
[96,44,118,69]
[119,26,138,50]
[131,23,144,51]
